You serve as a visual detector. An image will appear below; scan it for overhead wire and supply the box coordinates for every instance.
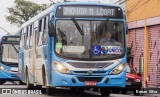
[127,0,150,14]
[114,0,121,4]
[131,0,150,19]
[126,0,142,13]
[113,0,141,13]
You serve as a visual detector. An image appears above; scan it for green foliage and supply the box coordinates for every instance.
[6,0,52,26]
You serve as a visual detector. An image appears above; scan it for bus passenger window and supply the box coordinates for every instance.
[20,29,24,50]
[24,28,27,49]
[23,31,26,48]
[43,17,46,30]
[29,25,33,48]
[42,16,48,44]
[30,25,32,36]
[26,26,29,49]
[39,20,42,32]
[38,19,44,46]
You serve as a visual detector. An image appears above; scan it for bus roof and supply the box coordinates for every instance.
[20,2,122,29]
[56,2,121,7]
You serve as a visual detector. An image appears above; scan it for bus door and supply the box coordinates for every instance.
[31,21,38,84]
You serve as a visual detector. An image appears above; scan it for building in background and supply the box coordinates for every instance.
[126,0,160,88]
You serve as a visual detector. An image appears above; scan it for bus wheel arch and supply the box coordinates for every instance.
[42,64,46,86]
[25,66,28,83]
[25,66,33,88]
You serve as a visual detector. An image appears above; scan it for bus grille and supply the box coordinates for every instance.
[67,62,113,68]
[74,71,106,75]
[77,77,103,82]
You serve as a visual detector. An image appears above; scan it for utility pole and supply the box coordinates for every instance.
[0,26,11,35]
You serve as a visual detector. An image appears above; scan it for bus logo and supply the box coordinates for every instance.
[88,70,93,75]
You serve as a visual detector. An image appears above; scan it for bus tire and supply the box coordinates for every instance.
[70,88,78,94]
[112,89,120,94]
[35,85,42,89]
[0,80,5,85]
[121,90,127,94]
[19,80,25,85]
[78,88,85,92]
[26,69,34,89]
[100,88,111,96]
[46,86,55,95]
[43,68,55,95]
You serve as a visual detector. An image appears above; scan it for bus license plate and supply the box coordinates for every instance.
[84,81,97,86]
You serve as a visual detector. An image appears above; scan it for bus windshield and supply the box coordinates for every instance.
[55,20,125,60]
[1,44,19,63]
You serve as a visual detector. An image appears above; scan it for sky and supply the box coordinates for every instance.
[0,0,109,37]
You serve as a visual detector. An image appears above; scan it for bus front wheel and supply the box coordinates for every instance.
[43,70,55,95]
[26,71,34,89]
[0,80,5,85]
[100,88,111,96]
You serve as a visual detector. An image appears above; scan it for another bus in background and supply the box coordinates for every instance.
[0,35,20,84]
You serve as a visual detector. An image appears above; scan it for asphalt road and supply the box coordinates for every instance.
[0,82,158,97]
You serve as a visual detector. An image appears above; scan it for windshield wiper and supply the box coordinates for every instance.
[10,43,18,53]
[96,19,109,33]
[71,18,84,35]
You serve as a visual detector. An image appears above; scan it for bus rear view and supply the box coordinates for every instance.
[0,35,20,84]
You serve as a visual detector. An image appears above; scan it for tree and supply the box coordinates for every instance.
[6,0,52,26]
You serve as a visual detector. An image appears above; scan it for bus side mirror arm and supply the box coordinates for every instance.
[48,21,55,37]
[0,46,3,54]
[126,24,128,34]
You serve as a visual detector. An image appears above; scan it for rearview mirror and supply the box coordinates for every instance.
[126,24,128,34]
[0,46,3,54]
[48,21,55,37]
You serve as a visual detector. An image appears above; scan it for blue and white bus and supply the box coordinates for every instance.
[18,2,127,96]
[0,35,20,84]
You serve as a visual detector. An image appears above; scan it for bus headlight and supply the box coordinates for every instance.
[109,63,126,75]
[0,66,5,71]
[53,62,71,74]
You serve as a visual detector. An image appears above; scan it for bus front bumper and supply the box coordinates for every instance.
[50,70,126,88]
[0,70,19,80]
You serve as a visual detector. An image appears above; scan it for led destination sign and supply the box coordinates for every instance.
[56,5,123,18]
[2,36,20,43]
[63,7,115,16]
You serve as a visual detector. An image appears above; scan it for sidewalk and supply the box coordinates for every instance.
[144,94,160,97]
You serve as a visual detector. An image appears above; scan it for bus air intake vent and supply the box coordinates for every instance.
[73,71,106,75]
[67,62,113,68]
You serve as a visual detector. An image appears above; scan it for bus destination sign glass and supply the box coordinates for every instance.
[56,5,123,18]
[2,37,20,42]
[63,7,115,16]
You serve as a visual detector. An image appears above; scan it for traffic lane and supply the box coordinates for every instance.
[0,85,148,97]
[0,90,148,97]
